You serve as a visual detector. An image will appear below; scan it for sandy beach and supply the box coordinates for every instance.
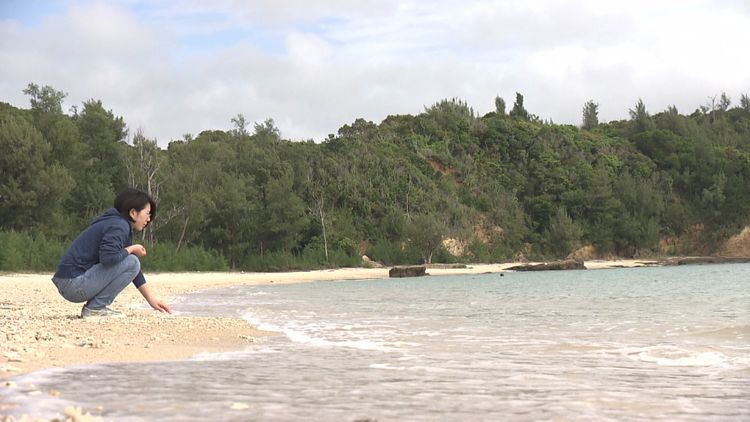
[1,260,657,420]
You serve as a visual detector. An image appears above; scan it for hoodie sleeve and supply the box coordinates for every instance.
[99,223,130,266]
[133,271,146,288]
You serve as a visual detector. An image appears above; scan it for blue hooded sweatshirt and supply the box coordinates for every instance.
[54,208,146,287]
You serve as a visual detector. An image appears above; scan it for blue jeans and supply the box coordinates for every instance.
[52,255,141,310]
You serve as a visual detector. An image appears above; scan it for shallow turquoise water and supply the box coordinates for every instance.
[3,264,749,421]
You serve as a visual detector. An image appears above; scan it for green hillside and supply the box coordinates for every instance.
[2,85,749,271]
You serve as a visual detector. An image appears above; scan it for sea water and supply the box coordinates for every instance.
[2,264,749,421]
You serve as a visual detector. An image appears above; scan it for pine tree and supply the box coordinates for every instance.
[509,92,529,121]
[581,100,599,130]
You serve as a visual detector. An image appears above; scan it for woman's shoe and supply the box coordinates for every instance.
[81,306,125,319]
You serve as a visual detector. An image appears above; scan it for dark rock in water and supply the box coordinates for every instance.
[389,265,427,278]
[664,256,750,266]
[506,259,586,271]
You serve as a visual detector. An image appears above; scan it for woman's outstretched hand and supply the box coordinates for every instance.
[137,283,173,314]
[150,298,173,314]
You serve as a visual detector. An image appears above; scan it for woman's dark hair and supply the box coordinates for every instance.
[114,188,157,222]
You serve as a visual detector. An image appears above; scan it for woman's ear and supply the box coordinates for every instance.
[128,208,138,222]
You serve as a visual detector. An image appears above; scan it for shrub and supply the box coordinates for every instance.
[0,231,228,273]
[366,239,422,266]
[142,242,229,272]
[0,230,66,272]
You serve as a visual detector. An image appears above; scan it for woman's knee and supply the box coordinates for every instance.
[124,254,141,274]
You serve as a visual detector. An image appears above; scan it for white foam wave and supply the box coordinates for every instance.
[190,347,281,361]
[241,312,398,352]
[241,313,285,333]
[369,363,406,370]
[621,346,729,367]
[244,291,271,296]
[369,363,458,374]
[281,327,397,352]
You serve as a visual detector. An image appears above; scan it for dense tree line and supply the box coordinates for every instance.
[1,84,749,271]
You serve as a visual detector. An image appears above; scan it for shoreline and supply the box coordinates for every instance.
[2,257,746,420]
[0,259,659,381]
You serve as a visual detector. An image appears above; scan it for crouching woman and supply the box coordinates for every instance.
[52,188,172,318]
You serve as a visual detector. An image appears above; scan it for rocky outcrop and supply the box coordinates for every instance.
[567,245,596,261]
[362,255,385,268]
[442,238,466,256]
[389,265,427,278]
[506,259,586,271]
[719,226,750,257]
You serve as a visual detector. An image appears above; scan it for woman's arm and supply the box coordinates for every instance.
[137,283,173,314]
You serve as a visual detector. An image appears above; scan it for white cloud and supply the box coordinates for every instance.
[285,32,332,67]
[1,0,749,145]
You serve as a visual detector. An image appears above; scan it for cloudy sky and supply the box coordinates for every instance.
[1,0,749,145]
